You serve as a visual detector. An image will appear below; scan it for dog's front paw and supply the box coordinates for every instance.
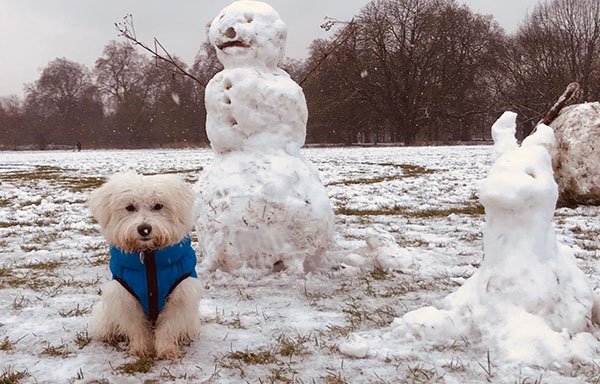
[128,338,154,357]
[128,345,153,358]
[156,345,181,360]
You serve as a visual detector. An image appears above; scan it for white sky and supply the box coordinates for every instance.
[0,0,539,97]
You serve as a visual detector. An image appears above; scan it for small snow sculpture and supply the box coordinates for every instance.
[550,102,600,206]
[195,1,334,274]
[343,227,413,271]
[387,112,596,365]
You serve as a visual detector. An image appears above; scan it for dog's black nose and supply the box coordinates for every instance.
[137,224,152,237]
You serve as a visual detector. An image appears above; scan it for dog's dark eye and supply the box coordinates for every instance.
[125,204,136,212]
[152,203,164,211]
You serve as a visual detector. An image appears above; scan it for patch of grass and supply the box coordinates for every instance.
[11,295,30,310]
[0,166,105,192]
[212,308,246,329]
[403,363,444,384]
[20,199,42,207]
[59,304,91,318]
[406,203,485,218]
[321,369,349,384]
[1,272,27,289]
[65,176,105,192]
[370,267,389,280]
[276,334,310,358]
[24,259,62,271]
[342,296,375,329]
[146,167,204,176]
[223,313,244,329]
[337,202,484,218]
[2,165,62,181]
[0,367,28,384]
[73,330,91,349]
[19,244,41,252]
[0,266,11,278]
[335,206,407,216]
[0,337,15,351]
[442,356,467,373]
[2,270,56,292]
[225,349,277,365]
[341,296,398,330]
[328,175,400,186]
[89,252,110,267]
[398,163,437,177]
[579,240,600,251]
[41,342,69,357]
[328,163,435,187]
[117,357,155,374]
[570,361,600,383]
[363,162,436,177]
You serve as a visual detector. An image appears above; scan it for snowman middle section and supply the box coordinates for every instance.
[196,148,334,274]
[205,67,307,153]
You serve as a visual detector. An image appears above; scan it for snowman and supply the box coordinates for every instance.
[195,0,335,274]
[385,113,596,364]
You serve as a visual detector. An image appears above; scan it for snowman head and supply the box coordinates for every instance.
[480,117,558,221]
[209,1,287,69]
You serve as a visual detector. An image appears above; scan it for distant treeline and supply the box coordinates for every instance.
[1,0,599,149]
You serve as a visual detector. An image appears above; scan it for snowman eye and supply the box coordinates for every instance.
[247,17,253,23]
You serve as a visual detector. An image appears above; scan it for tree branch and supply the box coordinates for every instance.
[298,18,359,87]
[538,81,580,126]
[115,14,205,87]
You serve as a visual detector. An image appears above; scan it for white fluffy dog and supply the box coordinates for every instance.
[87,171,203,359]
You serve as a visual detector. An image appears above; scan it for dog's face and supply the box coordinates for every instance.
[88,172,195,252]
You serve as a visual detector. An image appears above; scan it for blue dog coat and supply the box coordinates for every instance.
[109,237,198,324]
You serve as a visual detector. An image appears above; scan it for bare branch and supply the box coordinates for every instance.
[298,18,359,87]
[115,15,205,87]
[538,82,580,126]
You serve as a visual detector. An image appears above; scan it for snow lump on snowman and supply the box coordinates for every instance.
[195,0,335,274]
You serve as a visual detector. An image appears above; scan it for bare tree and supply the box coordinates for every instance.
[95,41,162,146]
[24,58,102,148]
[497,0,600,137]
[303,0,503,144]
[0,96,25,149]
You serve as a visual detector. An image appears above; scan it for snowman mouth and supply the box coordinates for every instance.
[218,40,251,50]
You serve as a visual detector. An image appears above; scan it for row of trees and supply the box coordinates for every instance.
[1,0,599,149]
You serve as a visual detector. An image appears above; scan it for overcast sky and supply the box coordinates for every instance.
[0,0,540,97]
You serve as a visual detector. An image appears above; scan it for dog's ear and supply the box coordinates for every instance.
[87,179,114,228]
[88,172,136,227]
[152,174,195,227]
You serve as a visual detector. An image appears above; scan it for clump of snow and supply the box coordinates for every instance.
[195,1,334,274]
[490,111,518,162]
[346,227,413,271]
[550,102,600,205]
[386,112,598,365]
[339,333,370,358]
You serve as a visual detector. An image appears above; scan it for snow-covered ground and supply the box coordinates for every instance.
[1,146,599,383]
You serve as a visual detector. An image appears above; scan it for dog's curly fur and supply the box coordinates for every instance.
[87,171,203,359]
